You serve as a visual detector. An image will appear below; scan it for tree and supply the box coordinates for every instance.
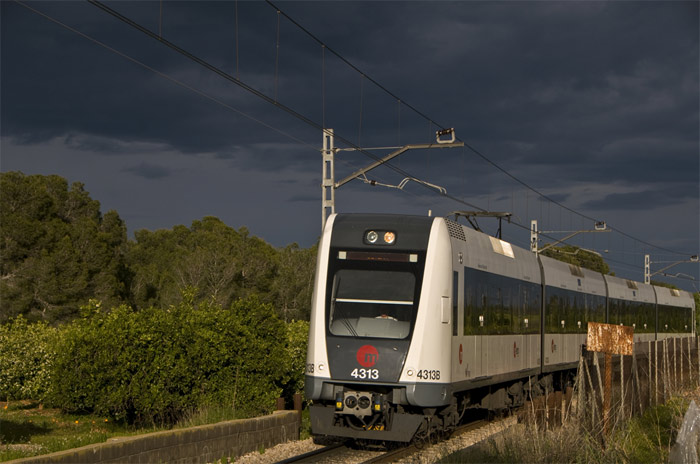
[0,172,128,323]
[271,243,317,321]
[127,217,281,310]
[540,244,611,275]
[1,172,318,323]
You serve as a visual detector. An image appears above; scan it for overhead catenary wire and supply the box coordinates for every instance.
[13,0,316,152]
[83,0,692,256]
[61,4,694,258]
[18,0,696,261]
[13,0,466,220]
[83,0,488,213]
[262,0,694,258]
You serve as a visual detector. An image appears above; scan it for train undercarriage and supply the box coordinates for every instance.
[310,370,577,445]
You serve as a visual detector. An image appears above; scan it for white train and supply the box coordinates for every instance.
[305,214,695,442]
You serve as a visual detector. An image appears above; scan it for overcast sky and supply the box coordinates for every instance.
[2,1,698,290]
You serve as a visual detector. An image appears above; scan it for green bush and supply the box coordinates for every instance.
[48,295,288,426]
[280,320,309,405]
[0,316,58,401]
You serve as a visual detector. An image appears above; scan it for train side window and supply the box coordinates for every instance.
[463,267,541,336]
[463,270,473,335]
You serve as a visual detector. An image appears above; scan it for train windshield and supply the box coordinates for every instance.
[328,266,420,340]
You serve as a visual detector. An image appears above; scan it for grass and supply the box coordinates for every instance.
[0,400,129,462]
[0,401,239,462]
[299,407,312,440]
[1,400,308,462]
[440,396,691,463]
[174,403,249,429]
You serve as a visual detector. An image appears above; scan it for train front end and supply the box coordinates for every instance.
[305,213,453,442]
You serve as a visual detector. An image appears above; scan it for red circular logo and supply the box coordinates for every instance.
[356,345,379,367]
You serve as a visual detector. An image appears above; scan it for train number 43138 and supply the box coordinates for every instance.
[417,369,440,380]
[351,368,379,380]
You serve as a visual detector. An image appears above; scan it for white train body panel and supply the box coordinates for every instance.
[398,219,452,393]
[305,214,335,387]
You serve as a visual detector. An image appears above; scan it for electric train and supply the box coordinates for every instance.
[305,213,695,442]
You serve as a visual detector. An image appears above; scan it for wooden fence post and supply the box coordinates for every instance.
[648,340,653,407]
[674,337,678,392]
[655,340,659,405]
[632,349,643,414]
[620,353,625,419]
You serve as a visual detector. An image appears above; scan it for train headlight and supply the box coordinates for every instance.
[366,231,378,243]
[383,231,395,244]
[364,230,397,245]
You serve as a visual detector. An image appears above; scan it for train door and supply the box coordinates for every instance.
[451,270,462,382]
[460,266,483,381]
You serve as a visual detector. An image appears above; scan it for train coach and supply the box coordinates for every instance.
[305,213,696,443]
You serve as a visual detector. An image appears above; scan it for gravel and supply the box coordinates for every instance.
[233,437,323,464]
[230,415,517,463]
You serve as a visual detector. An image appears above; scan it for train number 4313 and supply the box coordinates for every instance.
[351,368,379,380]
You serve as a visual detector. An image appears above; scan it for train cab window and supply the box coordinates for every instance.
[328,269,417,339]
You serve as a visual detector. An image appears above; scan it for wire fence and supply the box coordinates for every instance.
[518,336,699,437]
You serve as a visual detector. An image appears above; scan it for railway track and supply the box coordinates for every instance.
[277,443,349,463]
[280,414,514,464]
[278,442,386,463]
[362,419,490,464]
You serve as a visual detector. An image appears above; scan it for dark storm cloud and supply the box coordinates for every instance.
[3,1,696,180]
[342,2,700,181]
[289,193,317,203]
[1,1,697,280]
[123,162,171,179]
[1,1,321,156]
[210,142,319,173]
[581,182,698,211]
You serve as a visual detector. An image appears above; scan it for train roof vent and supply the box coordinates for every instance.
[568,264,584,277]
[626,280,638,290]
[670,288,681,297]
[446,220,466,241]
